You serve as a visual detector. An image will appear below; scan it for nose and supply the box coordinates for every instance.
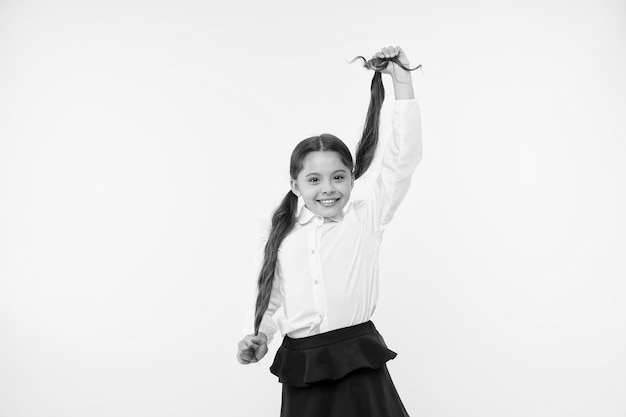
[322,184,335,195]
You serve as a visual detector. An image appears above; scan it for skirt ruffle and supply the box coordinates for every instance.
[270,321,397,387]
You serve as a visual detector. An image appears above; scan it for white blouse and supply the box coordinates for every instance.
[245,99,422,344]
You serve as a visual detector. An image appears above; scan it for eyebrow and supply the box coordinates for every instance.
[305,169,348,177]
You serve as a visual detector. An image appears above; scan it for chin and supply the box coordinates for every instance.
[318,204,346,219]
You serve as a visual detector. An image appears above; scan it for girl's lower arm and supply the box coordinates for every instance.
[392,69,415,100]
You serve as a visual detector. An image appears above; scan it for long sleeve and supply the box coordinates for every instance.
[356,99,422,233]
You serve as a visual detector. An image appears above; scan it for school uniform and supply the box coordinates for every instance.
[246,98,422,417]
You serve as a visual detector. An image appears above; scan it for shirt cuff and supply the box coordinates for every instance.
[242,309,277,345]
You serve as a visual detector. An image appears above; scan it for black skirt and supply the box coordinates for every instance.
[270,321,410,417]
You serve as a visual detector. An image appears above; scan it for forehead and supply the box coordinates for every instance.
[301,151,350,174]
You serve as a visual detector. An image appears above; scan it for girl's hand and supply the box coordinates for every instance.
[237,333,268,364]
[373,45,411,76]
[373,45,414,99]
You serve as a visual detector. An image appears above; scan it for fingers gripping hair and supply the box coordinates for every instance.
[348,55,422,73]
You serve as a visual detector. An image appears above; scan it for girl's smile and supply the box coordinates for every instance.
[318,198,339,206]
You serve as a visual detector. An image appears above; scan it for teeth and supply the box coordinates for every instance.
[319,199,337,205]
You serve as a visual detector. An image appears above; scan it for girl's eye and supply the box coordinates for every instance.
[334,176,344,181]
[308,178,319,183]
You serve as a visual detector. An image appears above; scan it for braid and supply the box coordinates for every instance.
[253,191,297,335]
[354,71,384,180]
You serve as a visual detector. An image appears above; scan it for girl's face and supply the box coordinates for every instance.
[291,151,354,221]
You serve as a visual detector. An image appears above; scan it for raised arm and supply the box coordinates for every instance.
[356,46,422,233]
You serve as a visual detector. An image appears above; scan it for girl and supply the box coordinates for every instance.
[237,46,422,417]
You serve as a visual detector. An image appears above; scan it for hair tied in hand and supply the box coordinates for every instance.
[348,55,422,73]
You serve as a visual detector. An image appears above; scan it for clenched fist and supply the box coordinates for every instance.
[237,333,269,364]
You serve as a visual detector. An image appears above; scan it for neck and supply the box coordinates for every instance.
[324,213,344,223]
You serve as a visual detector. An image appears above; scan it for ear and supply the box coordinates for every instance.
[290,179,301,197]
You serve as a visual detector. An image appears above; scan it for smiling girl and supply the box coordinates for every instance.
[237,46,422,417]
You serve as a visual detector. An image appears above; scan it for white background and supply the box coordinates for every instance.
[1,0,625,416]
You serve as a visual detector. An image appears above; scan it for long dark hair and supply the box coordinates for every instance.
[253,55,421,336]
